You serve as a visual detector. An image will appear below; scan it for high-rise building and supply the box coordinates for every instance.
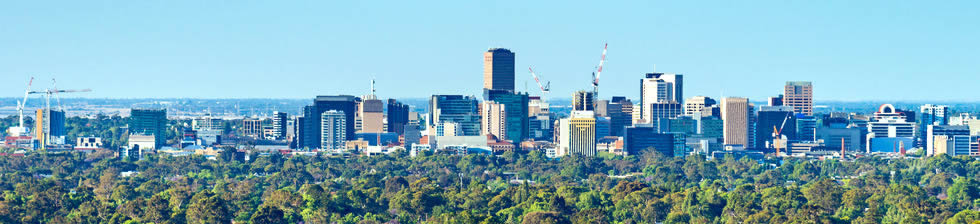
[271,111,287,140]
[301,95,357,149]
[918,104,950,147]
[486,89,529,143]
[358,96,385,133]
[573,90,595,111]
[557,111,597,157]
[35,109,66,147]
[481,101,507,140]
[641,73,683,121]
[606,97,632,136]
[866,104,915,153]
[755,106,795,149]
[784,81,813,116]
[429,95,481,136]
[684,96,717,116]
[483,48,516,92]
[386,99,410,134]
[528,96,554,141]
[130,108,167,148]
[722,97,750,147]
[320,110,347,150]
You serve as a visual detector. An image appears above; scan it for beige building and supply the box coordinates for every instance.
[558,111,597,157]
[358,96,385,133]
[784,81,813,116]
[481,101,507,140]
[684,96,717,116]
[722,97,750,146]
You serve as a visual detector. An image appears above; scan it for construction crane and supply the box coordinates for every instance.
[527,67,551,95]
[29,81,92,150]
[592,43,608,100]
[772,114,791,157]
[7,77,35,137]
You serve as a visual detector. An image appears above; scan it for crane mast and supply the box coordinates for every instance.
[9,77,34,137]
[592,43,608,101]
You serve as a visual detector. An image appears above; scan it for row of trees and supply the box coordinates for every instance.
[1,147,980,223]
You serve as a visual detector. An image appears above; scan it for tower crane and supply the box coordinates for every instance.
[7,77,34,137]
[592,43,608,101]
[772,114,791,157]
[527,66,551,96]
[28,80,91,150]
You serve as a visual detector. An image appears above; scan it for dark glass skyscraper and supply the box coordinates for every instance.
[130,108,167,148]
[483,48,515,92]
[387,99,410,134]
[300,95,357,149]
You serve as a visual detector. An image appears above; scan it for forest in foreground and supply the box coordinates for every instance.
[2,149,980,223]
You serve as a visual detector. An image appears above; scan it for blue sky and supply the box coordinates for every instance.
[1,0,978,101]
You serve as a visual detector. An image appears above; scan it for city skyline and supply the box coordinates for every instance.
[1,1,978,101]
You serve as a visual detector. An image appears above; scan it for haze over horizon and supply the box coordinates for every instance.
[2,1,978,101]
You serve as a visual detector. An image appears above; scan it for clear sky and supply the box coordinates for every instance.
[1,1,978,101]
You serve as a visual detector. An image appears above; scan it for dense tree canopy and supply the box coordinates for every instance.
[1,146,980,223]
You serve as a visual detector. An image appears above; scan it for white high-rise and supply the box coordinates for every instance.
[481,101,507,139]
[641,73,683,122]
[321,110,347,150]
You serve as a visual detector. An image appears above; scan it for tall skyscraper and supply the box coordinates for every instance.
[486,89,529,143]
[301,95,357,149]
[784,81,813,116]
[320,110,347,150]
[429,95,482,136]
[481,101,507,140]
[722,97,750,147]
[918,104,950,147]
[483,48,516,92]
[573,91,595,111]
[684,96,717,116]
[130,108,167,148]
[641,73,683,121]
[386,99,410,135]
[271,111,288,140]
